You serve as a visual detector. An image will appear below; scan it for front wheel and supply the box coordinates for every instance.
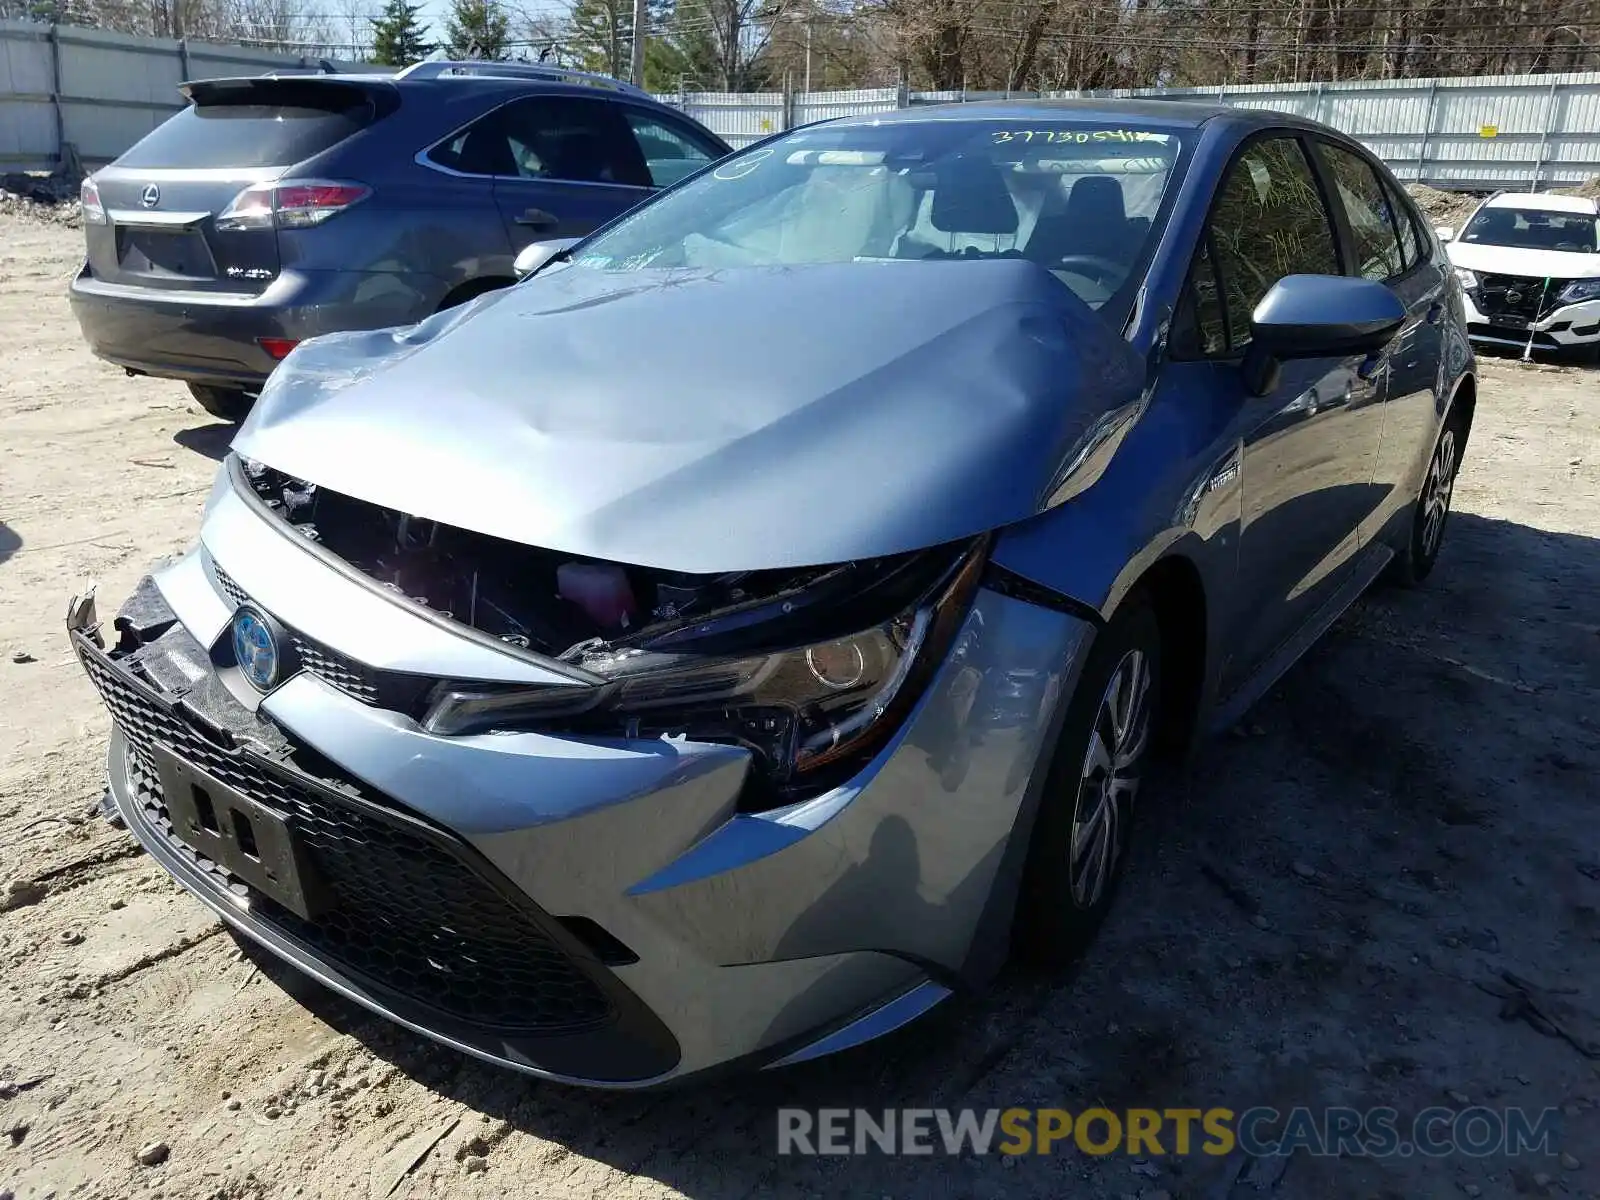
[1012,597,1162,969]
[187,383,255,424]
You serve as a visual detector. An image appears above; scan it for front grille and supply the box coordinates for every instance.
[80,643,613,1035]
[1475,274,1568,321]
[290,637,380,704]
[211,561,412,710]
[212,562,249,607]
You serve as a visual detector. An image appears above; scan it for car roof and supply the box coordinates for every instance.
[827,97,1280,131]
[235,64,670,107]
[1482,190,1600,216]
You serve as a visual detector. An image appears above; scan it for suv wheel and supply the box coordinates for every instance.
[188,383,255,424]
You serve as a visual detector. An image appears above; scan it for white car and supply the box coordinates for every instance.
[1438,190,1600,360]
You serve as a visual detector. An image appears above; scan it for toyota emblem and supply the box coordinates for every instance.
[140,183,160,208]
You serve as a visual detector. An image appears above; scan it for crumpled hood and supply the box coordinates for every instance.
[234,260,1145,573]
[1447,240,1600,281]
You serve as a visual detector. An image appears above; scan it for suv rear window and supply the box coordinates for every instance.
[119,94,376,169]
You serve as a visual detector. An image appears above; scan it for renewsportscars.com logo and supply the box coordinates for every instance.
[775,1106,1562,1158]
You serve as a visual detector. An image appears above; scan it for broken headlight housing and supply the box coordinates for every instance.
[423,540,987,809]
[1557,277,1600,304]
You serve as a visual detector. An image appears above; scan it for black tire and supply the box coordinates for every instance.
[1012,596,1162,969]
[187,382,255,423]
[1389,411,1466,585]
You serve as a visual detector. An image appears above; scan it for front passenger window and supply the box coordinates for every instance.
[1205,136,1341,354]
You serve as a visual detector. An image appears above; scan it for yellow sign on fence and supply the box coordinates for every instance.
[1479,124,1499,138]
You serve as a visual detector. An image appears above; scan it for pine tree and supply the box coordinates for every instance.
[369,0,433,66]
[565,0,684,87]
[446,0,512,60]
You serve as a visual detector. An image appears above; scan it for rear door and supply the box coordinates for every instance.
[86,78,391,296]
[1311,139,1447,548]
[481,96,655,249]
[1176,134,1383,693]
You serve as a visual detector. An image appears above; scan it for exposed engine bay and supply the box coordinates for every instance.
[237,458,949,673]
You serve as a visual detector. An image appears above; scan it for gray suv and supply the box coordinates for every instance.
[69,61,730,421]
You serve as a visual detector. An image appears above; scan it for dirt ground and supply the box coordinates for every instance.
[1,214,1598,1200]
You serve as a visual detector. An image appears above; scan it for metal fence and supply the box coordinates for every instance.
[3,21,1596,191]
[0,18,361,170]
[658,71,1600,191]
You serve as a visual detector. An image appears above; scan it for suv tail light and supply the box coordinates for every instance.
[81,177,107,225]
[216,180,370,232]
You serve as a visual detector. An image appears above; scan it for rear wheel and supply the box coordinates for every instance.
[1390,413,1464,585]
[187,383,255,424]
[1013,597,1162,969]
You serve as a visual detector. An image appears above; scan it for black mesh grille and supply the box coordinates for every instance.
[1475,274,1568,321]
[80,642,613,1035]
[211,561,406,710]
[212,562,249,607]
[290,638,381,704]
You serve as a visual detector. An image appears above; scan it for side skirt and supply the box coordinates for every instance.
[1206,542,1393,736]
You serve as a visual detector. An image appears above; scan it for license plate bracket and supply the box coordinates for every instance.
[151,745,324,919]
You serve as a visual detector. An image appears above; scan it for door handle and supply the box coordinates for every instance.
[515,208,558,230]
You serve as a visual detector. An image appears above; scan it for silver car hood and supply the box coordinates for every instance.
[233,260,1145,573]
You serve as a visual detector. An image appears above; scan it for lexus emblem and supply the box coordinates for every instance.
[140,183,160,208]
[1505,289,1522,305]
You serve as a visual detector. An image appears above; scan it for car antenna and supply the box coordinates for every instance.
[1522,278,1552,362]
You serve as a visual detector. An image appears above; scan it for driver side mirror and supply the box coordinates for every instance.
[514,237,580,280]
[1242,274,1407,396]
[1434,226,1455,243]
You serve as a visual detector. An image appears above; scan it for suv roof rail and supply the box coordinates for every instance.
[396,59,652,98]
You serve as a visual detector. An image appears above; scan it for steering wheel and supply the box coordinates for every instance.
[1052,254,1126,286]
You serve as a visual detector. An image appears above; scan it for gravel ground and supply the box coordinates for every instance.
[2,216,1598,1200]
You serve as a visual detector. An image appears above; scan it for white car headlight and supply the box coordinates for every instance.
[1557,277,1600,304]
[1454,267,1480,290]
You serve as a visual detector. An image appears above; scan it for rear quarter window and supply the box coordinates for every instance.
[118,102,373,169]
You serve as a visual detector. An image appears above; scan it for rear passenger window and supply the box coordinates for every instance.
[427,97,651,188]
[1205,136,1341,354]
[622,112,719,187]
[1320,143,1406,280]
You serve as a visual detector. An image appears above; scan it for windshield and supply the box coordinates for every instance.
[571,119,1187,312]
[1460,206,1599,254]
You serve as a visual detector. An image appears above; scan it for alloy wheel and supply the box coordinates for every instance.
[1069,648,1153,908]
[1421,427,1458,559]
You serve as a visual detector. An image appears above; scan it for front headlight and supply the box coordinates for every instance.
[1454,267,1480,290]
[423,540,987,809]
[1558,277,1600,304]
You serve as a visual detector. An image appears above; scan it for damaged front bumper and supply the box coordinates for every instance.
[67,479,1095,1086]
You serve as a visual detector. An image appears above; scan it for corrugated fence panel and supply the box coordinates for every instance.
[0,19,362,170]
[794,88,898,127]
[0,20,53,167]
[57,25,185,165]
[6,30,1598,187]
[679,91,785,147]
